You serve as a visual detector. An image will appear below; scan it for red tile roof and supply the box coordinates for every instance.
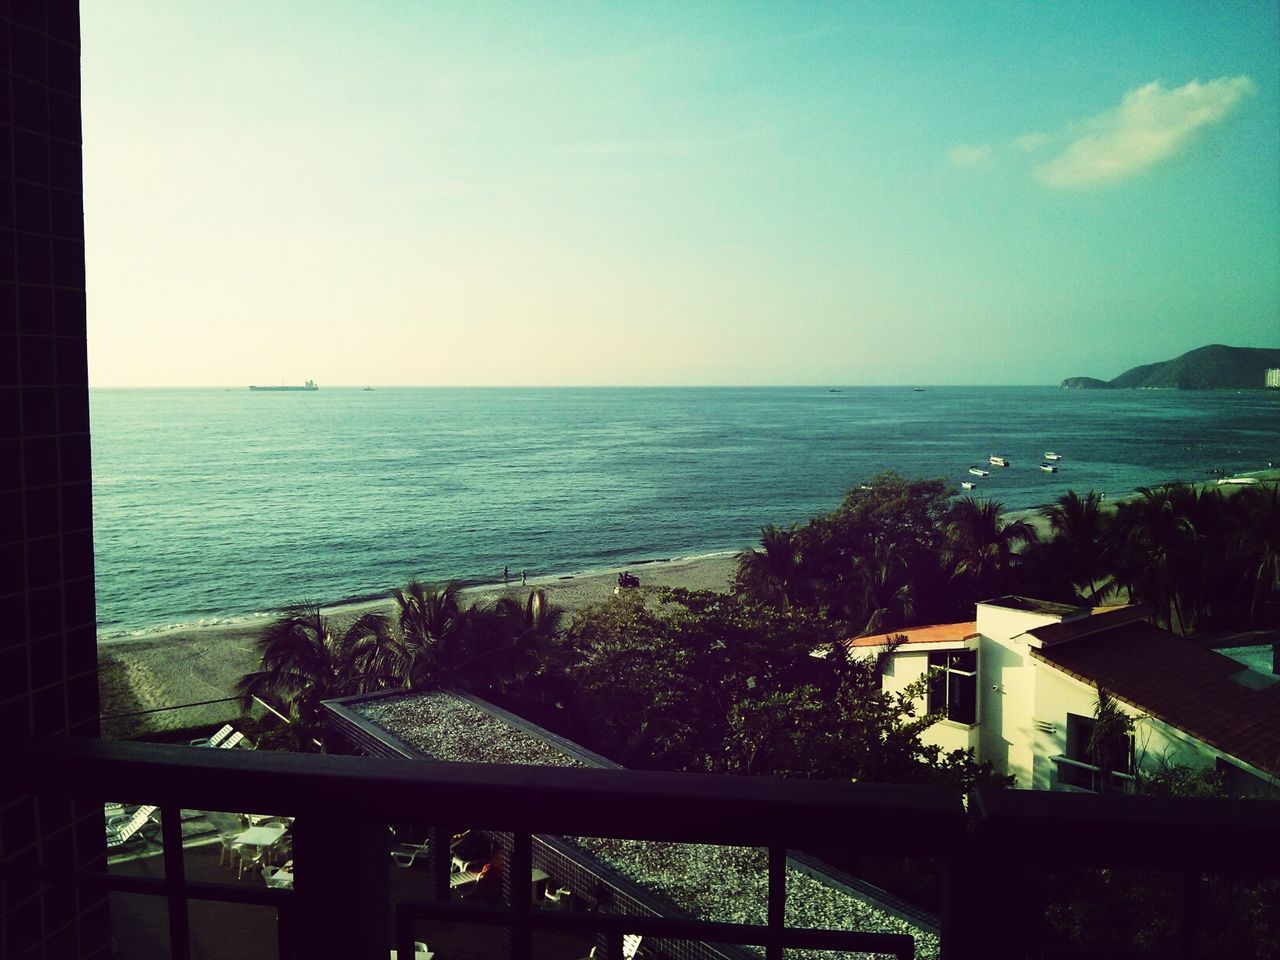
[846,622,977,649]
[1032,621,1280,777]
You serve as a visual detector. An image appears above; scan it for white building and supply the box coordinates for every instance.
[1266,367,1280,388]
[848,597,1280,795]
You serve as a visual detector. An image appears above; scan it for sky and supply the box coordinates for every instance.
[81,2,1280,387]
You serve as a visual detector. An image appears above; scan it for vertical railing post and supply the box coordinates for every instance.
[1180,870,1202,960]
[427,825,452,902]
[291,815,388,960]
[766,845,786,960]
[506,831,533,960]
[159,804,190,960]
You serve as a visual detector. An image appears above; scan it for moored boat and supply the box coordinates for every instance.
[1039,463,1058,473]
[1044,452,1061,461]
[961,481,977,490]
[989,456,1009,467]
[968,467,989,477]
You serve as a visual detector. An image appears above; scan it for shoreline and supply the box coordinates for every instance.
[95,548,748,646]
[98,552,743,731]
[98,470,1279,732]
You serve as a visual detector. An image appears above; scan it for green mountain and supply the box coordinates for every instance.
[1062,345,1280,390]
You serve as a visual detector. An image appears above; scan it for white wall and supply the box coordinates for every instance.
[870,644,980,755]
[1031,659,1277,793]
[973,603,1064,788]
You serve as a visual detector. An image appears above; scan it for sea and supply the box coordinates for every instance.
[90,386,1280,639]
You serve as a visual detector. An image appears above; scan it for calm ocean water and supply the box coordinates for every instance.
[90,387,1280,637]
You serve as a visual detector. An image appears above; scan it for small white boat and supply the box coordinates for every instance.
[989,456,1009,467]
[968,467,989,477]
[1044,452,1062,461]
[1216,476,1259,486]
[1039,463,1058,473]
[961,481,978,490]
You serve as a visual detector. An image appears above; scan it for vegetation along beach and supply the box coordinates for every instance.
[95,381,1279,731]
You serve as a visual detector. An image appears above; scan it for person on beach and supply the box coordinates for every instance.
[521,570,527,585]
[503,565,509,582]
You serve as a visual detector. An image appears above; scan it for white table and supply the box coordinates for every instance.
[234,824,287,847]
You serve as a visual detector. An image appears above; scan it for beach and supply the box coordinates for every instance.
[98,553,741,735]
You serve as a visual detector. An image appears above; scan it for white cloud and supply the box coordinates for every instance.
[948,143,993,167]
[1034,76,1255,188]
[1012,132,1050,152]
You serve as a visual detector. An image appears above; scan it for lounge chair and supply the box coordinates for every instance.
[105,805,158,849]
[391,839,429,868]
[543,886,571,910]
[263,861,294,889]
[623,935,643,960]
[448,861,489,890]
[190,723,235,747]
[218,731,254,750]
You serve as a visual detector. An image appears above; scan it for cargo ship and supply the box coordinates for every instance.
[249,380,318,392]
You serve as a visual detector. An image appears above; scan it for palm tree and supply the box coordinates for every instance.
[1109,485,1203,633]
[944,497,1037,599]
[1232,484,1280,623]
[849,541,916,634]
[734,524,805,610]
[378,580,464,688]
[1041,490,1112,603]
[235,604,393,751]
[1089,685,1134,794]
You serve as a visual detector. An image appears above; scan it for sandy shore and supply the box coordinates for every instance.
[98,553,741,731]
[101,470,1280,734]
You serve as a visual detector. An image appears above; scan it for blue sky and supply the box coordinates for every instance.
[82,2,1279,386]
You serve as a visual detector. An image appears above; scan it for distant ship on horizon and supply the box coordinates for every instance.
[249,380,318,392]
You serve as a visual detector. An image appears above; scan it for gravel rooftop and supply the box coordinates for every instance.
[354,691,938,960]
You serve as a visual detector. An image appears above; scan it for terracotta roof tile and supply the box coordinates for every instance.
[1032,621,1280,777]
[845,621,977,649]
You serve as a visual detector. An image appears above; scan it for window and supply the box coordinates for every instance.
[927,650,977,725]
[1059,712,1134,792]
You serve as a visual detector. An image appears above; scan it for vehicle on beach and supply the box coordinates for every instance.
[968,467,990,477]
[1039,463,1058,473]
[1043,452,1062,461]
[961,481,978,490]
[989,456,1009,467]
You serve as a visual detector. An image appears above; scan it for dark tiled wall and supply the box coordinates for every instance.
[2,2,107,958]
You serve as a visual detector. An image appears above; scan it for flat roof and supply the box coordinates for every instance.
[327,688,940,958]
[979,596,1090,618]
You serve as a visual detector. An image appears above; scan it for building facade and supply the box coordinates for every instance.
[850,598,1280,795]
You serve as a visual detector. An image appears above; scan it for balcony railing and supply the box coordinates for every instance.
[15,736,1280,960]
[1050,754,1138,794]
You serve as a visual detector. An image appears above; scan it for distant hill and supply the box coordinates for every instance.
[1061,345,1280,390]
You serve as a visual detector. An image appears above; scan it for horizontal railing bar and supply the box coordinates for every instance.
[19,737,964,851]
[25,866,291,907]
[395,901,915,954]
[973,787,1280,871]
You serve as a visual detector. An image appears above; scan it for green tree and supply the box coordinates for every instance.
[544,588,1006,789]
[1233,484,1280,623]
[734,524,805,610]
[1110,485,1204,633]
[1040,490,1113,604]
[944,497,1037,600]
[235,604,394,751]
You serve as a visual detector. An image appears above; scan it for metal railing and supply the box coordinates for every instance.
[14,736,1280,960]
